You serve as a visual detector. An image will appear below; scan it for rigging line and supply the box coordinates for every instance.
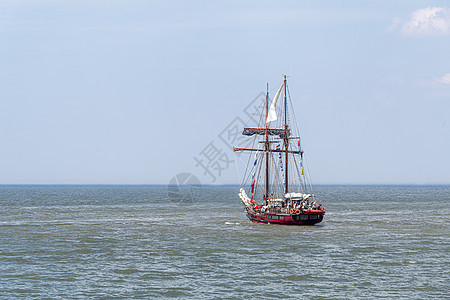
[303,153,316,200]
[286,83,308,193]
[268,80,284,100]
[240,134,259,187]
[235,153,249,187]
[277,151,285,194]
[269,151,280,196]
[237,101,262,187]
[298,154,307,192]
[236,148,256,187]
[272,140,284,195]
[240,152,250,187]
[289,157,297,193]
[243,99,265,128]
[233,151,242,188]
[246,155,257,186]
[256,93,266,127]
[253,153,264,202]
[286,85,300,138]
[291,152,303,192]
[295,167,302,193]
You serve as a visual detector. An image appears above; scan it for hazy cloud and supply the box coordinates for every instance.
[393,7,450,36]
[437,73,450,84]
[416,73,450,89]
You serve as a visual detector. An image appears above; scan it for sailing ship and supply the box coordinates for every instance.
[233,75,325,225]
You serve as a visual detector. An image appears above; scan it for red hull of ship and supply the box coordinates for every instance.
[247,210,325,225]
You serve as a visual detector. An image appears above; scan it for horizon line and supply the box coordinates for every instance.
[0,183,449,186]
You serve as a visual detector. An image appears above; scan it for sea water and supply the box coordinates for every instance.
[0,185,448,299]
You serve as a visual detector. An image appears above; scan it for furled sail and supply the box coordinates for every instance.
[285,192,311,200]
[242,127,290,138]
[266,83,284,125]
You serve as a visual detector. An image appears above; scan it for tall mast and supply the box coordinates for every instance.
[284,75,289,194]
[265,83,269,205]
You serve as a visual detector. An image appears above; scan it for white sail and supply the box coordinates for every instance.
[266,83,283,125]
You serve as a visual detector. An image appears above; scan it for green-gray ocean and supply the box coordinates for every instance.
[0,185,448,299]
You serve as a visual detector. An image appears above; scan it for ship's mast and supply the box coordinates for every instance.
[265,83,269,205]
[284,75,289,194]
[233,77,293,202]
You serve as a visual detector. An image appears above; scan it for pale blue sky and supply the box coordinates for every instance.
[0,0,449,184]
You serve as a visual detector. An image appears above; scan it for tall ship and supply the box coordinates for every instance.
[233,75,325,225]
